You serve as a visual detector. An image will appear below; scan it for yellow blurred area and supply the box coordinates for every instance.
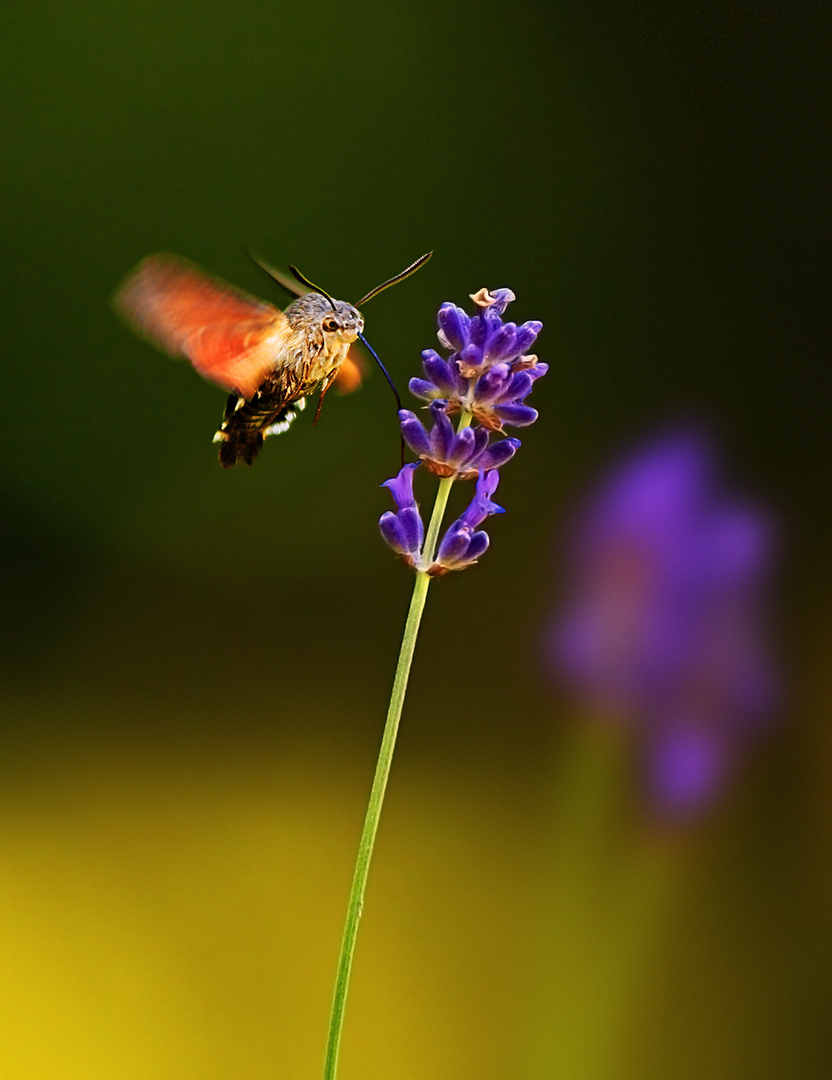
[1,689,828,1080]
[0,705,535,1080]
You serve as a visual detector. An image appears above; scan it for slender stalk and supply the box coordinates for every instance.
[421,475,454,565]
[322,568,429,1080]
[322,430,467,1079]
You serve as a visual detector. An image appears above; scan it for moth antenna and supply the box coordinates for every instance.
[359,332,406,464]
[288,264,338,311]
[356,251,433,306]
[241,247,307,299]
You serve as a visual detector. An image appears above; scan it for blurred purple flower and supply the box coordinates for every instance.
[549,429,778,820]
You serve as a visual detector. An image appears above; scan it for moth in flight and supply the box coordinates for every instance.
[114,251,431,467]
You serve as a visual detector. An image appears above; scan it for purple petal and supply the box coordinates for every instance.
[464,530,490,562]
[451,359,471,395]
[469,425,490,459]
[478,469,501,500]
[489,288,515,315]
[470,310,503,352]
[421,351,457,394]
[434,522,492,570]
[447,425,477,467]
[378,507,424,554]
[527,362,549,383]
[398,410,431,456]
[494,403,539,427]
[485,322,517,362]
[468,315,486,349]
[478,436,521,470]
[428,401,454,460]
[397,506,425,553]
[513,320,543,355]
[408,377,443,401]
[436,522,470,565]
[437,304,470,351]
[379,512,407,553]
[460,470,505,528]
[459,343,484,371]
[381,461,420,509]
[493,371,534,405]
[472,363,512,406]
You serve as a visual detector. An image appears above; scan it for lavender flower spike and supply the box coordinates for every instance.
[548,428,777,821]
[381,285,542,575]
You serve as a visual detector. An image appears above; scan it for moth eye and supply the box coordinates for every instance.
[323,318,339,332]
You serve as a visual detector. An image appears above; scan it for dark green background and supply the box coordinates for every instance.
[1,2,830,1078]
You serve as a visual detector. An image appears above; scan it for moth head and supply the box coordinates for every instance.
[283,252,431,347]
[321,299,364,343]
[286,292,364,342]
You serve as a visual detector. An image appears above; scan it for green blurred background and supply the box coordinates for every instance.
[1,1,830,1077]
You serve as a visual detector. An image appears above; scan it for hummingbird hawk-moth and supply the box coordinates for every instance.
[114,251,431,467]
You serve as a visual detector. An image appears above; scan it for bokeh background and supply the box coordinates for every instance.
[2,1,830,1077]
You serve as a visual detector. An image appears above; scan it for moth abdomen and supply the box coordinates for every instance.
[213,379,308,468]
[216,428,264,468]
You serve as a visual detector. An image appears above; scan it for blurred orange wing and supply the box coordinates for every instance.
[114,254,291,398]
[333,349,367,394]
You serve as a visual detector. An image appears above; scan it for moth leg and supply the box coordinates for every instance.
[313,370,338,426]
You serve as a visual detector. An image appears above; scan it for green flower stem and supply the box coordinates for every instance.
[321,567,430,1080]
[322,411,472,1080]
